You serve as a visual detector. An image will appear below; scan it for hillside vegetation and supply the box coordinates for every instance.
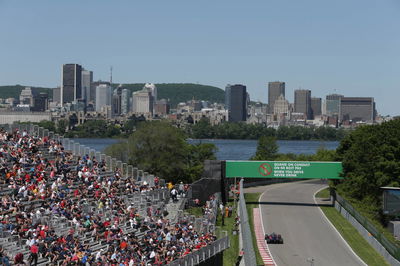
[0,83,224,108]
[0,85,54,99]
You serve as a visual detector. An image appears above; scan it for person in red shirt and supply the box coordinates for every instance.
[29,244,39,266]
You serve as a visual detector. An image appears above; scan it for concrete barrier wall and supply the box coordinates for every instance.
[335,201,400,266]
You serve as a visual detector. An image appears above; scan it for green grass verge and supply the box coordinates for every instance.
[315,187,330,198]
[244,193,265,266]
[215,200,240,266]
[317,189,390,266]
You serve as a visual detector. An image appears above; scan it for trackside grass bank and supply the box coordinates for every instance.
[316,188,390,266]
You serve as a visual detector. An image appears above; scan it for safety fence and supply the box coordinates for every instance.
[335,192,400,265]
[239,178,257,266]
[168,233,229,266]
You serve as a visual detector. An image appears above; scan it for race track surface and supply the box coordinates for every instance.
[255,180,365,266]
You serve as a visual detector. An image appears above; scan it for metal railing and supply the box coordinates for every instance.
[335,192,400,260]
[168,234,229,266]
[239,178,257,266]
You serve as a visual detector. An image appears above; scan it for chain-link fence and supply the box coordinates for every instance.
[335,191,400,261]
[239,178,257,266]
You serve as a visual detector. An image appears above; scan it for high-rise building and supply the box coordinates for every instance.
[81,69,93,103]
[121,88,130,115]
[326,94,344,116]
[112,85,123,116]
[311,97,322,118]
[294,89,312,119]
[32,93,49,112]
[144,83,157,102]
[95,84,112,112]
[225,85,231,110]
[61,64,82,105]
[52,87,61,103]
[225,84,247,122]
[132,90,153,114]
[273,94,290,117]
[19,87,38,106]
[268,82,285,113]
[154,99,170,115]
[91,81,110,106]
[339,97,375,123]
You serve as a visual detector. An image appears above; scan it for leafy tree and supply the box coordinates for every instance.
[335,119,400,220]
[109,121,217,183]
[252,135,279,160]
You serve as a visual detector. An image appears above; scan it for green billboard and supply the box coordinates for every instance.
[225,161,343,179]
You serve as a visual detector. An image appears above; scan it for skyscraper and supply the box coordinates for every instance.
[225,84,247,122]
[81,69,93,103]
[268,81,285,113]
[311,97,322,118]
[294,89,312,119]
[61,64,82,105]
[339,97,375,123]
[132,90,154,114]
[95,84,112,112]
[326,94,344,116]
[121,88,130,115]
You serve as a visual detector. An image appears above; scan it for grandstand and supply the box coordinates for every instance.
[0,124,229,265]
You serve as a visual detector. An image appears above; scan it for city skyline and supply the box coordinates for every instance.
[0,1,399,115]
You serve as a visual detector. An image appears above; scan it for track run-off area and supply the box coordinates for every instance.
[245,180,366,266]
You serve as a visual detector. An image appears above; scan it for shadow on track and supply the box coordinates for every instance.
[246,200,332,207]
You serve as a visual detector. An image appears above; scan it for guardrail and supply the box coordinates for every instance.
[168,234,229,266]
[239,178,257,266]
[335,191,400,262]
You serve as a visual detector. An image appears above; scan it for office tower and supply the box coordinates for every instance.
[273,94,290,116]
[95,84,112,112]
[32,93,48,112]
[81,69,93,103]
[311,97,322,118]
[339,97,375,123]
[19,87,38,106]
[53,87,61,103]
[326,94,344,116]
[112,85,123,116]
[61,64,82,105]
[268,82,285,113]
[144,83,157,102]
[154,99,170,115]
[132,90,154,114]
[121,88,130,115]
[225,84,247,122]
[224,85,231,111]
[294,89,312,119]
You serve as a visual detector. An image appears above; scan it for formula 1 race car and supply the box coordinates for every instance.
[265,233,283,244]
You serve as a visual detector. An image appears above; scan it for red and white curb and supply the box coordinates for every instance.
[253,207,276,265]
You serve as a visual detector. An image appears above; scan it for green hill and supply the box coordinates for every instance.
[115,83,224,108]
[0,83,224,108]
[0,85,54,99]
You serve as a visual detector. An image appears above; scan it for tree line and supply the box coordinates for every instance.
[188,118,347,141]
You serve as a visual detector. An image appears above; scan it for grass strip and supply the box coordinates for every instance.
[215,200,239,266]
[317,189,390,266]
[245,193,265,266]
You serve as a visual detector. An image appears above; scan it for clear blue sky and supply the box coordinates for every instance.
[0,0,399,115]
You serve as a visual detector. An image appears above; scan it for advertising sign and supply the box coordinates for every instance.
[225,161,343,179]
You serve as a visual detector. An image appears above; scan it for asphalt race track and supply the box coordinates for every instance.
[255,180,365,266]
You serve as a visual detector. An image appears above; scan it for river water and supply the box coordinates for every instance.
[73,138,339,161]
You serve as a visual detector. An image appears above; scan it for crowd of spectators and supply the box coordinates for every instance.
[0,128,217,265]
